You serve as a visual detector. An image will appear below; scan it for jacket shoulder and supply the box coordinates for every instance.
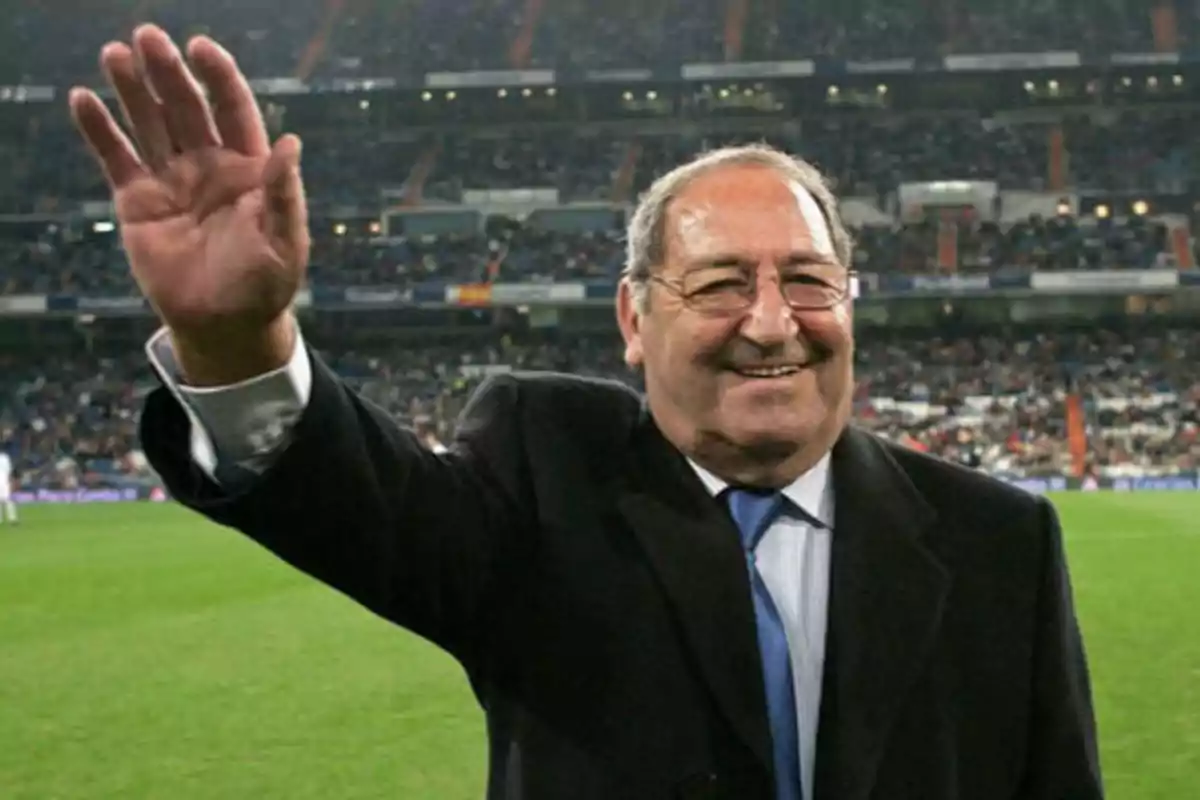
[460,370,643,461]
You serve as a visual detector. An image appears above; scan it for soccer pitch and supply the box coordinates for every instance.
[1,496,1197,799]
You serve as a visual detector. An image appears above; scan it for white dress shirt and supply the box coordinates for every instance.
[145,326,834,798]
[688,457,833,800]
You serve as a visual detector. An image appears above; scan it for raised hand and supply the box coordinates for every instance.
[69,25,309,385]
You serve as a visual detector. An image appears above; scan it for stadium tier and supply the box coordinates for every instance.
[1,11,1199,800]
[0,324,1196,494]
[0,0,1170,85]
[0,1,1198,498]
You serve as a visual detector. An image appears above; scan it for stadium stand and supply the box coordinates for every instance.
[0,0,1198,497]
[0,0,1168,84]
[4,324,1196,492]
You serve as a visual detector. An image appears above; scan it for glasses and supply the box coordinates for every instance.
[650,263,857,315]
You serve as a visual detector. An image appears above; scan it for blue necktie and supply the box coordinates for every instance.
[725,489,803,800]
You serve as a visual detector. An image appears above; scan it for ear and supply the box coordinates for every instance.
[616,278,645,368]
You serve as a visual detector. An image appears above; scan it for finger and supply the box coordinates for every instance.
[186,36,271,157]
[133,25,220,152]
[100,42,174,171]
[68,87,147,188]
[262,135,309,256]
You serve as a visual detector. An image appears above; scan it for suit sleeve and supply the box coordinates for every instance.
[1018,497,1105,798]
[139,346,535,670]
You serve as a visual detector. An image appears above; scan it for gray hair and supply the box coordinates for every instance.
[622,143,853,313]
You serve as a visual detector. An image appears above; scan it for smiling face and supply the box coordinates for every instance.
[617,162,855,485]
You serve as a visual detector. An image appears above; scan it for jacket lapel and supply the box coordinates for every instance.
[614,407,776,780]
[812,428,950,800]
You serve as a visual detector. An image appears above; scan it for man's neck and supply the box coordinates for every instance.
[687,437,834,489]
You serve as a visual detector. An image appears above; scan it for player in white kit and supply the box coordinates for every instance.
[0,450,18,525]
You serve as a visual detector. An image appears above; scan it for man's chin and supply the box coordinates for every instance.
[719,417,815,453]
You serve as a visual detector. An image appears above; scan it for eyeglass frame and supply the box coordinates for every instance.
[645,264,860,315]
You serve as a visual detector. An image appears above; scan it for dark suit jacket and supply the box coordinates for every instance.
[141,350,1104,800]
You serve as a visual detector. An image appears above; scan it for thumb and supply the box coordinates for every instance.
[262,133,309,262]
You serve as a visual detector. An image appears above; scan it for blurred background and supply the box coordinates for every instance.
[0,2,1197,798]
[0,0,1197,492]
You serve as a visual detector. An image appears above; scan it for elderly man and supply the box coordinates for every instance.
[69,25,1103,800]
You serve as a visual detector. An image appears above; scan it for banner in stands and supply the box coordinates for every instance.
[412,283,450,304]
[7,269,1200,317]
[343,286,414,306]
[0,295,47,313]
[842,59,916,74]
[487,283,586,304]
[425,70,554,88]
[943,51,1081,71]
[1109,52,1181,66]
[21,474,1198,504]
[12,486,167,504]
[583,280,618,300]
[73,295,148,312]
[1179,270,1200,288]
[879,273,994,294]
[10,49,1200,104]
[680,61,815,80]
[1030,270,1180,292]
[997,473,1200,495]
[447,283,493,306]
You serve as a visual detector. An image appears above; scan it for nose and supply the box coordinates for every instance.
[738,274,799,347]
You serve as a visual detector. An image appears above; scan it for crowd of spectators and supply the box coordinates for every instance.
[0,1,1194,491]
[0,0,1171,86]
[0,351,153,491]
[1,327,1193,491]
[8,109,1200,214]
[853,329,1200,477]
[0,200,1174,296]
[0,204,1173,296]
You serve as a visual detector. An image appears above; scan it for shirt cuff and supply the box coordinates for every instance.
[144,324,312,479]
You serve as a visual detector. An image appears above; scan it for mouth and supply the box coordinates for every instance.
[729,364,806,379]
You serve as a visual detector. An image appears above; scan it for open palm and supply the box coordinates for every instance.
[69,26,309,339]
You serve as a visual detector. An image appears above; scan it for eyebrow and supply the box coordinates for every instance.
[686,250,840,269]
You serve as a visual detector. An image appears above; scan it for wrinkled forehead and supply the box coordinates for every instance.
[664,169,837,266]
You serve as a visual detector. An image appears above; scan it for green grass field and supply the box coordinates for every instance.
[1,496,1197,799]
